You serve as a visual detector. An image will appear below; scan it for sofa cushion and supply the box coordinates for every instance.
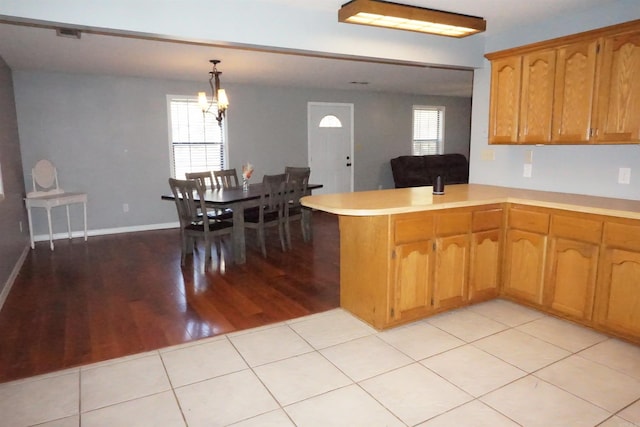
[390,154,469,188]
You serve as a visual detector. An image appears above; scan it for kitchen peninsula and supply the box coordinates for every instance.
[302,184,640,344]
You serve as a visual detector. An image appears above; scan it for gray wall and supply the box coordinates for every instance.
[469,0,640,200]
[13,70,471,235]
[0,57,28,299]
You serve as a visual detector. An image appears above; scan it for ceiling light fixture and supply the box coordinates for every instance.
[198,59,229,126]
[338,0,486,38]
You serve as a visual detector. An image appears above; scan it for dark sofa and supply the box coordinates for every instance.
[390,154,469,188]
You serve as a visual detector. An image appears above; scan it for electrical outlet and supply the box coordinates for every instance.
[123,203,129,213]
[618,167,631,184]
[481,149,495,161]
[523,163,532,178]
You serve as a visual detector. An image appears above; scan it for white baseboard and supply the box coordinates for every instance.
[0,244,30,311]
[31,221,180,242]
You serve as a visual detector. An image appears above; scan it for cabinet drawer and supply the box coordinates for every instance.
[508,208,549,233]
[551,214,602,243]
[435,212,471,236]
[604,221,640,251]
[394,213,434,244]
[472,208,503,232]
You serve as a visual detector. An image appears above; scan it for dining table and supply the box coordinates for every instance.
[162,182,323,264]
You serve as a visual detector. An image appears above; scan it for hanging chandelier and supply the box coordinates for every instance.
[198,59,229,126]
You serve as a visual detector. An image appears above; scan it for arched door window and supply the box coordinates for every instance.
[318,115,343,128]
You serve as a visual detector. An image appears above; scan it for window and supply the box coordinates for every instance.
[412,105,444,155]
[168,96,226,179]
[318,115,343,128]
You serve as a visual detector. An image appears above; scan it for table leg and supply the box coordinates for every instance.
[232,204,246,264]
[26,205,35,249]
[83,201,88,241]
[46,207,54,250]
[302,208,313,242]
[66,205,72,240]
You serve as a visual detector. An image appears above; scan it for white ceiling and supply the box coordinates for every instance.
[0,0,615,97]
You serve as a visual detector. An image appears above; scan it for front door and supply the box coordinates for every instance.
[307,102,353,195]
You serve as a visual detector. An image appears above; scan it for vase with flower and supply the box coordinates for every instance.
[242,163,254,191]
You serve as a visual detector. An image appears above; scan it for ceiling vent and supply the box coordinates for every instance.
[56,28,81,39]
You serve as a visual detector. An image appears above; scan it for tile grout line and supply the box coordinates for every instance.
[158,349,190,427]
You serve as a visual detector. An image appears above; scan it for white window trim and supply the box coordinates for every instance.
[166,94,230,179]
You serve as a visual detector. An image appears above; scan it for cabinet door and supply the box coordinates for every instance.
[552,40,599,143]
[469,229,501,302]
[594,31,640,143]
[595,248,640,337]
[503,229,547,304]
[544,237,598,321]
[391,240,435,322]
[489,56,522,144]
[519,50,556,143]
[434,234,469,310]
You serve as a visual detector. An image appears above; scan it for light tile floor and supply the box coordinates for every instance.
[2,299,640,427]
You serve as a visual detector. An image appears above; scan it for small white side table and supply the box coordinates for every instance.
[25,192,88,250]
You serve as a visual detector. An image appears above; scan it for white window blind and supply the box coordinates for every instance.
[168,97,226,179]
[412,106,444,155]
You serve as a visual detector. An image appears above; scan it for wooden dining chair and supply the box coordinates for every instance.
[185,171,232,220]
[185,171,215,189]
[214,168,240,189]
[168,177,233,266]
[244,173,287,257]
[284,166,311,248]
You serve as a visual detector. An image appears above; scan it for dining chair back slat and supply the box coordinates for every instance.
[184,171,232,220]
[214,168,240,189]
[185,171,215,189]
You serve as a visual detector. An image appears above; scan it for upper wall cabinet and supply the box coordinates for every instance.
[486,19,640,145]
[552,40,599,143]
[595,31,640,143]
[488,56,521,143]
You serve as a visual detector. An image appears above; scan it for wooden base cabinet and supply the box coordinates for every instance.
[434,211,472,310]
[339,207,495,330]
[469,207,504,302]
[339,212,437,330]
[338,201,640,343]
[595,221,640,339]
[502,206,549,305]
[339,215,392,329]
[391,213,436,324]
[543,214,602,321]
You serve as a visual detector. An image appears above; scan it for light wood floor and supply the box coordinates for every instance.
[0,212,340,384]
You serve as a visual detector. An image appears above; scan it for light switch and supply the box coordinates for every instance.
[524,150,533,164]
[523,164,532,178]
[481,149,495,161]
[618,167,631,184]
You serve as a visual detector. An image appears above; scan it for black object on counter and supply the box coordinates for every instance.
[433,175,445,195]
